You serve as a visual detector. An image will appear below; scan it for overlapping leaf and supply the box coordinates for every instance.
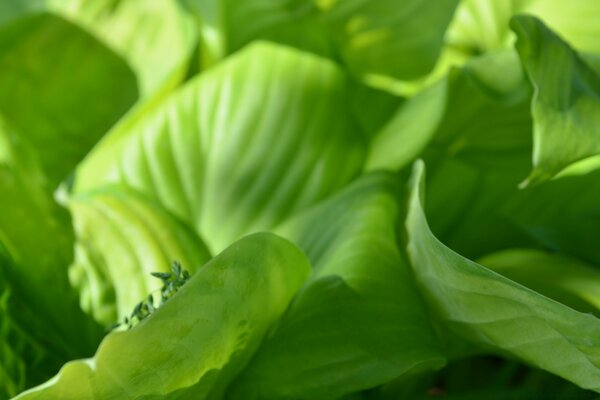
[479,249,600,315]
[513,16,600,185]
[48,0,197,98]
[0,13,137,187]
[317,0,459,80]
[75,41,367,253]
[15,233,310,399]
[406,160,600,393]
[368,50,534,259]
[68,188,211,327]
[230,173,445,399]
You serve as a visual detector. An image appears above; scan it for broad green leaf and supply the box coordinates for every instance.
[446,0,522,54]
[0,258,27,400]
[393,0,600,98]
[15,233,311,400]
[446,0,600,59]
[366,50,529,172]
[365,78,447,171]
[48,0,197,98]
[512,16,600,185]
[0,13,137,186]
[221,0,331,56]
[500,162,600,267]
[179,0,333,68]
[368,52,534,259]
[75,42,367,254]
[0,0,43,26]
[479,249,600,315]
[0,118,102,393]
[0,150,99,360]
[348,81,403,140]
[406,160,600,393]
[229,173,445,400]
[68,188,211,327]
[0,262,65,399]
[418,59,533,259]
[523,1,600,55]
[316,0,459,80]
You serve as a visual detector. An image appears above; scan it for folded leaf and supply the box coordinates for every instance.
[75,41,367,253]
[512,15,600,185]
[230,173,445,399]
[406,160,600,392]
[14,233,311,400]
[68,187,211,327]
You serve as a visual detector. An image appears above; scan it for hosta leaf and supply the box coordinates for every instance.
[366,49,529,173]
[0,140,101,364]
[368,51,534,259]
[181,0,333,66]
[406,160,600,393]
[0,118,104,396]
[0,13,137,187]
[75,41,367,253]
[15,233,310,400]
[500,161,600,267]
[0,271,64,399]
[403,0,600,98]
[512,16,600,185]
[365,77,447,171]
[68,188,211,327]
[229,173,445,400]
[479,249,600,315]
[0,0,43,26]
[446,0,600,59]
[48,0,197,98]
[316,0,459,80]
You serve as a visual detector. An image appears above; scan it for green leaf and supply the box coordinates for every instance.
[0,263,65,399]
[512,15,600,185]
[179,0,334,68]
[365,77,447,171]
[368,52,535,259]
[68,187,212,327]
[0,0,43,27]
[316,0,459,80]
[14,233,310,400]
[0,148,100,360]
[500,162,600,267]
[479,249,600,316]
[48,0,197,98]
[75,41,367,254]
[0,13,137,186]
[400,0,600,99]
[366,49,529,173]
[446,0,600,59]
[229,173,445,399]
[0,118,103,393]
[406,160,600,393]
